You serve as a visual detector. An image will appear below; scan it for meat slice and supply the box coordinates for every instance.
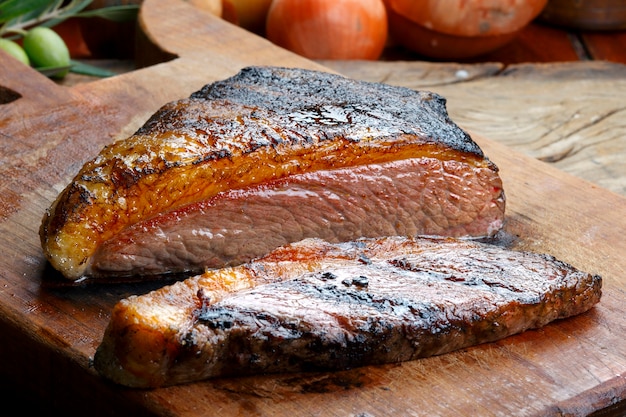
[90,158,503,278]
[40,66,505,281]
[93,236,602,388]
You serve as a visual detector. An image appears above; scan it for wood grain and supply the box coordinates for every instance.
[1,0,626,416]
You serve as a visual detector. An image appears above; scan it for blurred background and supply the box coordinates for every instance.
[1,0,625,86]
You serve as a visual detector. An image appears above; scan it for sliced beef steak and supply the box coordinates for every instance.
[91,157,503,278]
[94,236,601,388]
[41,66,504,281]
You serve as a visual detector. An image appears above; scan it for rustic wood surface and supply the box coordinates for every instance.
[1,0,626,416]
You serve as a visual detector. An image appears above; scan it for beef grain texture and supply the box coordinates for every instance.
[94,236,601,388]
[41,66,505,281]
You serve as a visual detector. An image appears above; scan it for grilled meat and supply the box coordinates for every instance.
[93,236,601,388]
[41,66,505,281]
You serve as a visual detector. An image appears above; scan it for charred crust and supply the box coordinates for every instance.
[43,182,94,236]
[109,158,147,189]
[94,237,602,385]
[199,307,236,330]
[342,276,369,288]
[320,272,337,280]
[188,66,484,157]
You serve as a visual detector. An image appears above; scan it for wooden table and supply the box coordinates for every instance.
[1,1,626,415]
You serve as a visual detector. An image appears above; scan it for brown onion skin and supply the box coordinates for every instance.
[384,0,548,37]
[386,7,519,60]
[266,0,388,60]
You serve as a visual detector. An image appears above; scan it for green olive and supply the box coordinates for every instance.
[0,38,30,66]
[23,27,70,78]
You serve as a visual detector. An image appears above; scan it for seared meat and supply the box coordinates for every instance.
[93,236,601,388]
[41,66,505,281]
[91,158,503,278]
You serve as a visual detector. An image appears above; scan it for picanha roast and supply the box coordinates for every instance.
[40,66,505,281]
[39,66,601,388]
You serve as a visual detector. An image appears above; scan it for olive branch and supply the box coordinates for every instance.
[0,0,139,77]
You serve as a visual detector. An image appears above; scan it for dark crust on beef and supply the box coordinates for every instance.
[93,236,601,388]
[175,66,483,157]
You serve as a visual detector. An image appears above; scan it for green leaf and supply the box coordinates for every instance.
[40,0,94,28]
[0,0,54,24]
[36,63,71,77]
[35,60,117,79]
[69,59,117,78]
[76,4,139,22]
[0,0,95,35]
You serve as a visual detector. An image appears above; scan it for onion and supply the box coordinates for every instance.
[384,0,548,59]
[385,0,546,36]
[385,0,548,37]
[223,0,273,34]
[266,0,388,60]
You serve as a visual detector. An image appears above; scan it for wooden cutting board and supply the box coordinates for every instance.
[1,0,626,415]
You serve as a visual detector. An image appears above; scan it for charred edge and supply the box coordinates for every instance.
[108,158,154,189]
[188,66,484,157]
[192,306,403,374]
[182,270,600,378]
[134,104,184,135]
[191,148,233,164]
[42,182,94,236]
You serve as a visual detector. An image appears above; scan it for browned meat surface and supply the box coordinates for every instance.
[93,236,602,388]
[91,158,503,278]
[40,66,505,281]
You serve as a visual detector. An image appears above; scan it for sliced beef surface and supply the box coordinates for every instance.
[91,157,504,278]
[94,236,601,388]
[40,66,504,281]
